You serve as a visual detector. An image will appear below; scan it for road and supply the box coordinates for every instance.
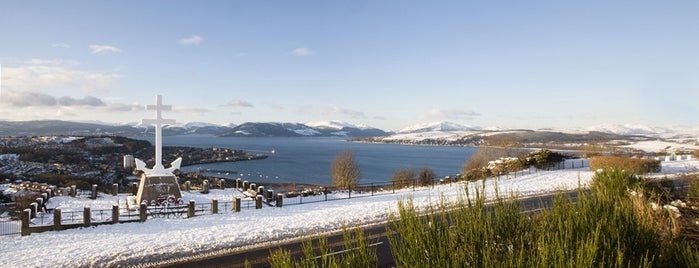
[164,190,579,268]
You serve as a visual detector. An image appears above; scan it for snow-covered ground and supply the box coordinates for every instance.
[621,140,699,153]
[2,159,699,267]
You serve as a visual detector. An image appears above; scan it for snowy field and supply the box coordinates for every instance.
[2,159,699,267]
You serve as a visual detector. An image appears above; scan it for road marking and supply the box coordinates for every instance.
[315,241,383,259]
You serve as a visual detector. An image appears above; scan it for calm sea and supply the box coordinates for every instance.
[141,135,476,186]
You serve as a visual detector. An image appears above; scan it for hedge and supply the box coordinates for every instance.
[589,156,661,174]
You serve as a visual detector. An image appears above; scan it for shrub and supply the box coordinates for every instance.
[463,167,491,181]
[418,167,436,186]
[269,227,377,267]
[390,167,416,188]
[462,147,509,176]
[387,170,698,267]
[589,156,661,174]
[688,178,699,203]
[527,149,565,169]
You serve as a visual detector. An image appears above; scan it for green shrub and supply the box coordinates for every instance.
[269,227,376,268]
[387,171,697,267]
[688,178,699,203]
[589,156,661,174]
[273,171,699,267]
[527,149,566,169]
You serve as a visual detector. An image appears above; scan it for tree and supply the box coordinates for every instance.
[331,150,361,190]
[391,167,417,187]
[462,147,508,180]
[418,167,436,186]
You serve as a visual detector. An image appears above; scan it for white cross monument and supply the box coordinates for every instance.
[134,95,183,205]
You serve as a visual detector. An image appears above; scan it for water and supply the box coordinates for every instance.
[141,135,476,185]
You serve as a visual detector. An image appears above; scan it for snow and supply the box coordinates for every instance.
[621,140,699,153]
[305,120,357,130]
[293,128,321,136]
[2,160,699,267]
[398,121,477,133]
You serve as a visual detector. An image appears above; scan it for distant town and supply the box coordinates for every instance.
[0,135,267,218]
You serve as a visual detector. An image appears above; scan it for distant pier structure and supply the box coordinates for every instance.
[134,95,183,205]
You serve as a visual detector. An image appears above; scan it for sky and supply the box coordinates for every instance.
[1,1,698,131]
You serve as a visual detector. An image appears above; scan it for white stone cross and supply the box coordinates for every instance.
[135,95,182,176]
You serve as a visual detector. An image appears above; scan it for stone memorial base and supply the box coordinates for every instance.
[136,174,182,206]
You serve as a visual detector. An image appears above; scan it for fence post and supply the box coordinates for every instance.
[112,183,118,196]
[54,208,62,227]
[255,195,262,209]
[234,197,241,212]
[132,183,138,196]
[276,194,283,207]
[348,185,351,199]
[83,206,91,227]
[235,178,241,190]
[188,200,195,218]
[21,209,31,236]
[71,185,77,197]
[139,204,147,222]
[29,202,37,218]
[185,181,191,192]
[202,180,210,194]
[112,204,119,223]
[212,199,218,214]
[371,183,374,196]
[91,184,98,199]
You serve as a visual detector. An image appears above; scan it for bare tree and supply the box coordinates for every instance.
[418,167,436,186]
[331,150,361,190]
[391,167,417,187]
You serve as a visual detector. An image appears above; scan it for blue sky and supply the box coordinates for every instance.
[1,1,698,131]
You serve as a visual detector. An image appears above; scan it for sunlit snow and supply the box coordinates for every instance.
[1,159,698,267]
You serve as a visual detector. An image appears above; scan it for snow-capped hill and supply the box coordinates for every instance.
[399,121,477,133]
[218,122,388,137]
[306,120,357,130]
[182,122,222,129]
[585,124,674,136]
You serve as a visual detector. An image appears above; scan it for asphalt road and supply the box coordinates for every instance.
[163,190,580,268]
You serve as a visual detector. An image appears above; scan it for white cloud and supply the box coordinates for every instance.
[291,47,313,56]
[0,91,105,108]
[178,35,203,45]
[89,45,122,54]
[224,99,254,108]
[52,43,71,49]
[2,63,116,92]
[420,108,480,120]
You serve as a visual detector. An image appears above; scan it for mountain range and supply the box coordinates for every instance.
[0,120,695,140]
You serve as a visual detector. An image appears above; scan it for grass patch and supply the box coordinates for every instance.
[590,156,661,174]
